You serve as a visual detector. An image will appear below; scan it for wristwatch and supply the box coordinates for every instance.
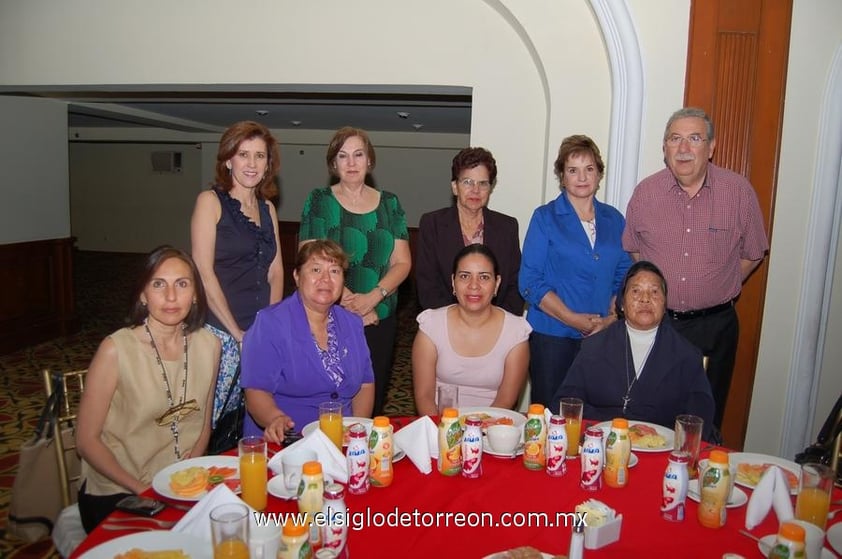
[376,285,389,299]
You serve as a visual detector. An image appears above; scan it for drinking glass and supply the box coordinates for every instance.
[437,385,460,415]
[239,436,268,511]
[210,502,250,559]
[560,397,583,458]
[674,414,703,479]
[319,401,343,449]
[795,462,833,530]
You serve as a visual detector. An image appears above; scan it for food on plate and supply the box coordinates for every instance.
[114,549,189,559]
[459,413,516,430]
[497,547,563,559]
[736,462,798,490]
[628,424,667,448]
[169,465,239,496]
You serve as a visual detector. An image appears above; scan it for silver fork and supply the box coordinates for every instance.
[104,516,177,528]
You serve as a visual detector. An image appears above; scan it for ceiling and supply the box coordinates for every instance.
[2,86,473,135]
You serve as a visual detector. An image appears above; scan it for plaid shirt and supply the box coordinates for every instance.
[622,164,768,311]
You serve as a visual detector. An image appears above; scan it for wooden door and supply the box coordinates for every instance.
[684,0,793,448]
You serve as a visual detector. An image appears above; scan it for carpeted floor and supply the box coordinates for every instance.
[0,250,418,558]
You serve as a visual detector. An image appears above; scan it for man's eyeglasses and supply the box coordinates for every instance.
[458,178,492,190]
[665,134,708,147]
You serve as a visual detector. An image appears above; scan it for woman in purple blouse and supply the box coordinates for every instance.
[240,240,374,443]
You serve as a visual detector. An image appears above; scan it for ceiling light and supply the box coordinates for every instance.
[412,124,424,131]
[397,111,410,119]
[256,109,269,116]
[291,120,302,127]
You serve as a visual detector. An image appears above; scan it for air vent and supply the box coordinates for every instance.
[151,151,183,173]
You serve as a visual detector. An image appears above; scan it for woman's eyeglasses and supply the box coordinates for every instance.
[458,178,492,190]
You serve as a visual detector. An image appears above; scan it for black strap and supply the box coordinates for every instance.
[218,365,242,412]
[35,373,65,440]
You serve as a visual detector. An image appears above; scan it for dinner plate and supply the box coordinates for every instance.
[758,534,834,559]
[728,452,801,495]
[687,479,748,508]
[592,420,674,452]
[828,522,842,555]
[458,407,527,428]
[482,440,524,458]
[151,455,239,501]
[79,530,211,559]
[482,552,553,559]
[268,473,335,500]
[301,416,374,444]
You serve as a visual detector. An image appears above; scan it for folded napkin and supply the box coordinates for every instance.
[745,465,791,529]
[267,428,348,484]
[393,416,438,474]
[173,484,254,540]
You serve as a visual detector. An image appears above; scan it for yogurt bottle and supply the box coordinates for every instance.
[438,408,462,476]
[767,521,806,559]
[346,423,370,495]
[369,416,394,487]
[604,418,630,488]
[698,450,731,529]
[523,404,547,471]
[279,518,313,559]
[461,414,483,479]
[546,415,568,477]
[661,451,690,521]
[580,427,604,491]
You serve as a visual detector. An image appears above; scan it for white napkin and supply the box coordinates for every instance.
[744,465,779,529]
[772,466,794,522]
[173,484,255,541]
[392,416,438,474]
[267,428,348,484]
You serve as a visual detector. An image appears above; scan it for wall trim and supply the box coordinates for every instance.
[587,0,645,213]
[781,44,842,458]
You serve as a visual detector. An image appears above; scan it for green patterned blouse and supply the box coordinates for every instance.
[300,187,409,320]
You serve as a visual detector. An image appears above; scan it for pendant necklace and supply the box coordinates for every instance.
[622,330,654,415]
[145,319,197,459]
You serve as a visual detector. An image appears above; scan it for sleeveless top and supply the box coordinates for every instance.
[80,327,217,495]
[416,306,532,407]
[207,186,276,333]
[299,187,408,320]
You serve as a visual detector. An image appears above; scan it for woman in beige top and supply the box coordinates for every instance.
[76,246,220,532]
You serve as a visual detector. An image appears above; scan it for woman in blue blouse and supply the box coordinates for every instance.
[190,121,284,426]
[519,135,631,410]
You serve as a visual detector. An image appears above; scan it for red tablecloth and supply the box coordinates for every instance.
[72,418,842,559]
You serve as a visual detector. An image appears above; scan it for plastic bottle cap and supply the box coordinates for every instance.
[283,518,308,536]
[528,403,545,415]
[373,416,391,427]
[302,460,322,475]
[779,522,806,542]
[611,418,629,428]
[323,482,344,499]
[709,450,729,464]
[442,408,458,418]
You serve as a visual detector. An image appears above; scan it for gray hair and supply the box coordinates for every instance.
[663,107,715,142]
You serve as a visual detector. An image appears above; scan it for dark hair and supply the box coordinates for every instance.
[326,127,376,177]
[128,246,207,332]
[553,135,606,185]
[615,260,668,319]
[450,147,498,185]
[295,239,350,272]
[451,243,500,277]
[663,107,715,142]
[214,121,280,200]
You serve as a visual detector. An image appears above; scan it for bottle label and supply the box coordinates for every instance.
[462,427,483,479]
[546,425,567,476]
[523,416,546,470]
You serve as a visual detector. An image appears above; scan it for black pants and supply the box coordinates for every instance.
[365,313,397,416]
[670,306,739,429]
[529,332,581,413]
[78,480,131,533]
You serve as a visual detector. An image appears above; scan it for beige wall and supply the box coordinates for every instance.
[1,0,839,454]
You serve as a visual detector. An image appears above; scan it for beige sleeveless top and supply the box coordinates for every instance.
[81,327,217,496]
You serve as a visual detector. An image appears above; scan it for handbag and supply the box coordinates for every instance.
[207,365,245,455]
[8,373,81,542]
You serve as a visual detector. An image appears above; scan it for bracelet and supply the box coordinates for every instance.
[375,284,389,299]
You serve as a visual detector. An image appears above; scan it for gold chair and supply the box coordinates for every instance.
[42,369,86,508]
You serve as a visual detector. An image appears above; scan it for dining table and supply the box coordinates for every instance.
[71,416,842,559]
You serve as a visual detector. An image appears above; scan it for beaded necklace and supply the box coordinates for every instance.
[144,319,197,459]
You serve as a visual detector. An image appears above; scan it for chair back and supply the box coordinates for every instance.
[42,369,86,508]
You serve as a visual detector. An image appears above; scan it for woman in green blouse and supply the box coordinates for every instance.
[299,127,411,415]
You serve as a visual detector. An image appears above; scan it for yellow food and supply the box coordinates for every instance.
[168,466,209,496]
[114,549,189,559]
[736,462,798,490]
[459,413,516,430]
[628,424,667,448]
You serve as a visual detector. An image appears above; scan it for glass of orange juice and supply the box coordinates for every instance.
[795,462,833,530]
[560,397,583,458]
[210,503,250,559]
[319,401,343,449]
[239,436,267,511]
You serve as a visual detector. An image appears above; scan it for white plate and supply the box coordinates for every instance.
[758,534,834,559]
[828,522,842,555]
[482,440,524,458]
[592,420,674,452]
[79,530,211,559]
[483,552,553,559]
[687,479,748,508]
[151,455,239,501]
[301,416,374,444]
[459,407,527,428]
[728,452,801,495]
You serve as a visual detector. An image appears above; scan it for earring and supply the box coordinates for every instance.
[141,301,147,307]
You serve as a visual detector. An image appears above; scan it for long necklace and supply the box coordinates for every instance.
[144,319,196,459]
[621,329,654,415]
